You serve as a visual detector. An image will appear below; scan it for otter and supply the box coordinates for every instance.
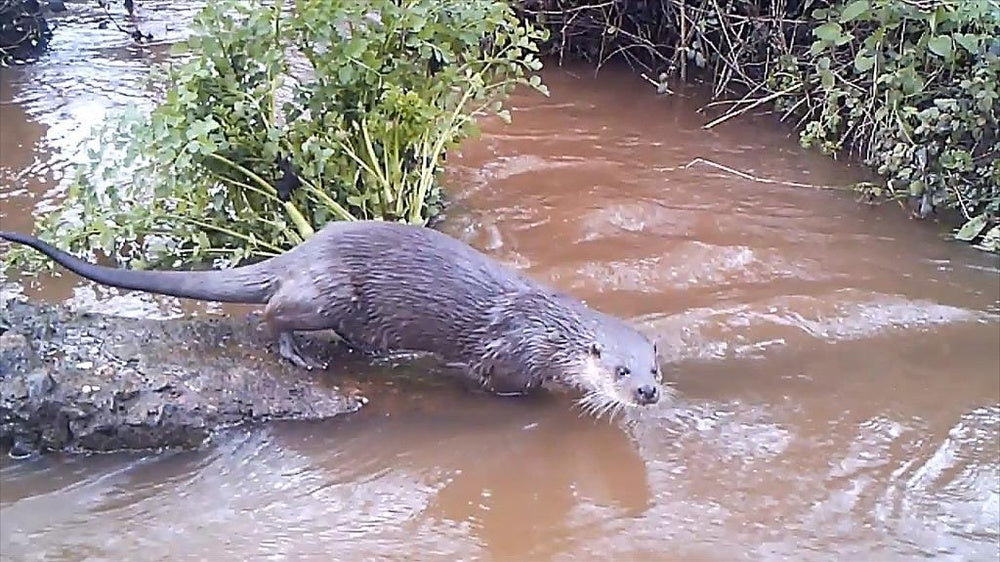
[0,221,667,413]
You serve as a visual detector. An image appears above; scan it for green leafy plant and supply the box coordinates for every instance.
[9,0,548,271]
[786,0,999,252]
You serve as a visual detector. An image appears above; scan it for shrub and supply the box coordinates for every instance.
[10,0,548,271]
[783,0,999,252]
[0,0,52,65]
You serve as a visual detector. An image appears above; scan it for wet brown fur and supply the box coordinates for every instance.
[0,221,666,409]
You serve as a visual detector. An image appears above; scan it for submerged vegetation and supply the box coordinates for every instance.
[519,0,999,252]
[10,0,548,270]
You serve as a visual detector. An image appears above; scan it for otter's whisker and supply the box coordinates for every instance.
[596,397,618,422]
[591,400,605,420]
[600,400,611,418]
[574,392,601,419]
[589,398,607,420]
[609,401,625,423]
[612,402,629,417]
[606,402,623,423]
[588,395,606,419]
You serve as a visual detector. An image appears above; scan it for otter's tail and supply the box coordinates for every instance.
[0,231,276,304]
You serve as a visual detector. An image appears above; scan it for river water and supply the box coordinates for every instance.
[1,3,999,561]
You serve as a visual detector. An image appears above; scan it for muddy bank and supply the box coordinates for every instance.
[0,296,364,456]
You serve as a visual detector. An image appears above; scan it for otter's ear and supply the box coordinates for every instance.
[589,342,602,358]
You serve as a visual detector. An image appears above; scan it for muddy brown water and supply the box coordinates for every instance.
[1,3,999,561]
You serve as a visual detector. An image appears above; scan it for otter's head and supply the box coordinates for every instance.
[561,320,669,418]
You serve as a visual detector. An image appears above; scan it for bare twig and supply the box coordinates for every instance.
[658,157,852,191]
[702,84,801,129]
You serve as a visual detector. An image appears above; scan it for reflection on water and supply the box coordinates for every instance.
[1,3,999,561]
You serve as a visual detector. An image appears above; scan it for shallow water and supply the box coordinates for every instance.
[1,2,999,561]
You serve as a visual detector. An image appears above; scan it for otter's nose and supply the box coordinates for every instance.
[635,384,659,405]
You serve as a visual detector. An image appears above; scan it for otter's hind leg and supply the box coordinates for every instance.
[261,283,346,370]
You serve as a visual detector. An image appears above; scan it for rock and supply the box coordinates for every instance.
[0,332,35,375]
[0,298,364,456]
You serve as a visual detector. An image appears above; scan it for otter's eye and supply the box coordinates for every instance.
[589,343,602,358]
[652,367,662,382]
[615,366,630,379]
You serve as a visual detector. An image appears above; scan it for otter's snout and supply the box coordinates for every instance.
[634,384,660,405]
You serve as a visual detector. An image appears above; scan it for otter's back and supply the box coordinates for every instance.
[319,221,537,353]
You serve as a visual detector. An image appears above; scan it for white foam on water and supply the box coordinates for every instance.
[637,290,992,363]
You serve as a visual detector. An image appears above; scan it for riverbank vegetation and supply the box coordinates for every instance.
[0,0,52,64]
[9,0,548,270]
[5,0,997,272]
[518,0,999,252]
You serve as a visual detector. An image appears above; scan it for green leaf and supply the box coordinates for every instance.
[819,67,835,89]
[976,226,1000,252]
[839,0,870,23]
[955,214,988,241]
[954,33,981,54]
[929,6,951,34]
[927,36,953,59]
[854,51,876,72]
[813,22,845,43]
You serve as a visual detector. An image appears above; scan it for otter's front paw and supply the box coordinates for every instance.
[277,332,329,371]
